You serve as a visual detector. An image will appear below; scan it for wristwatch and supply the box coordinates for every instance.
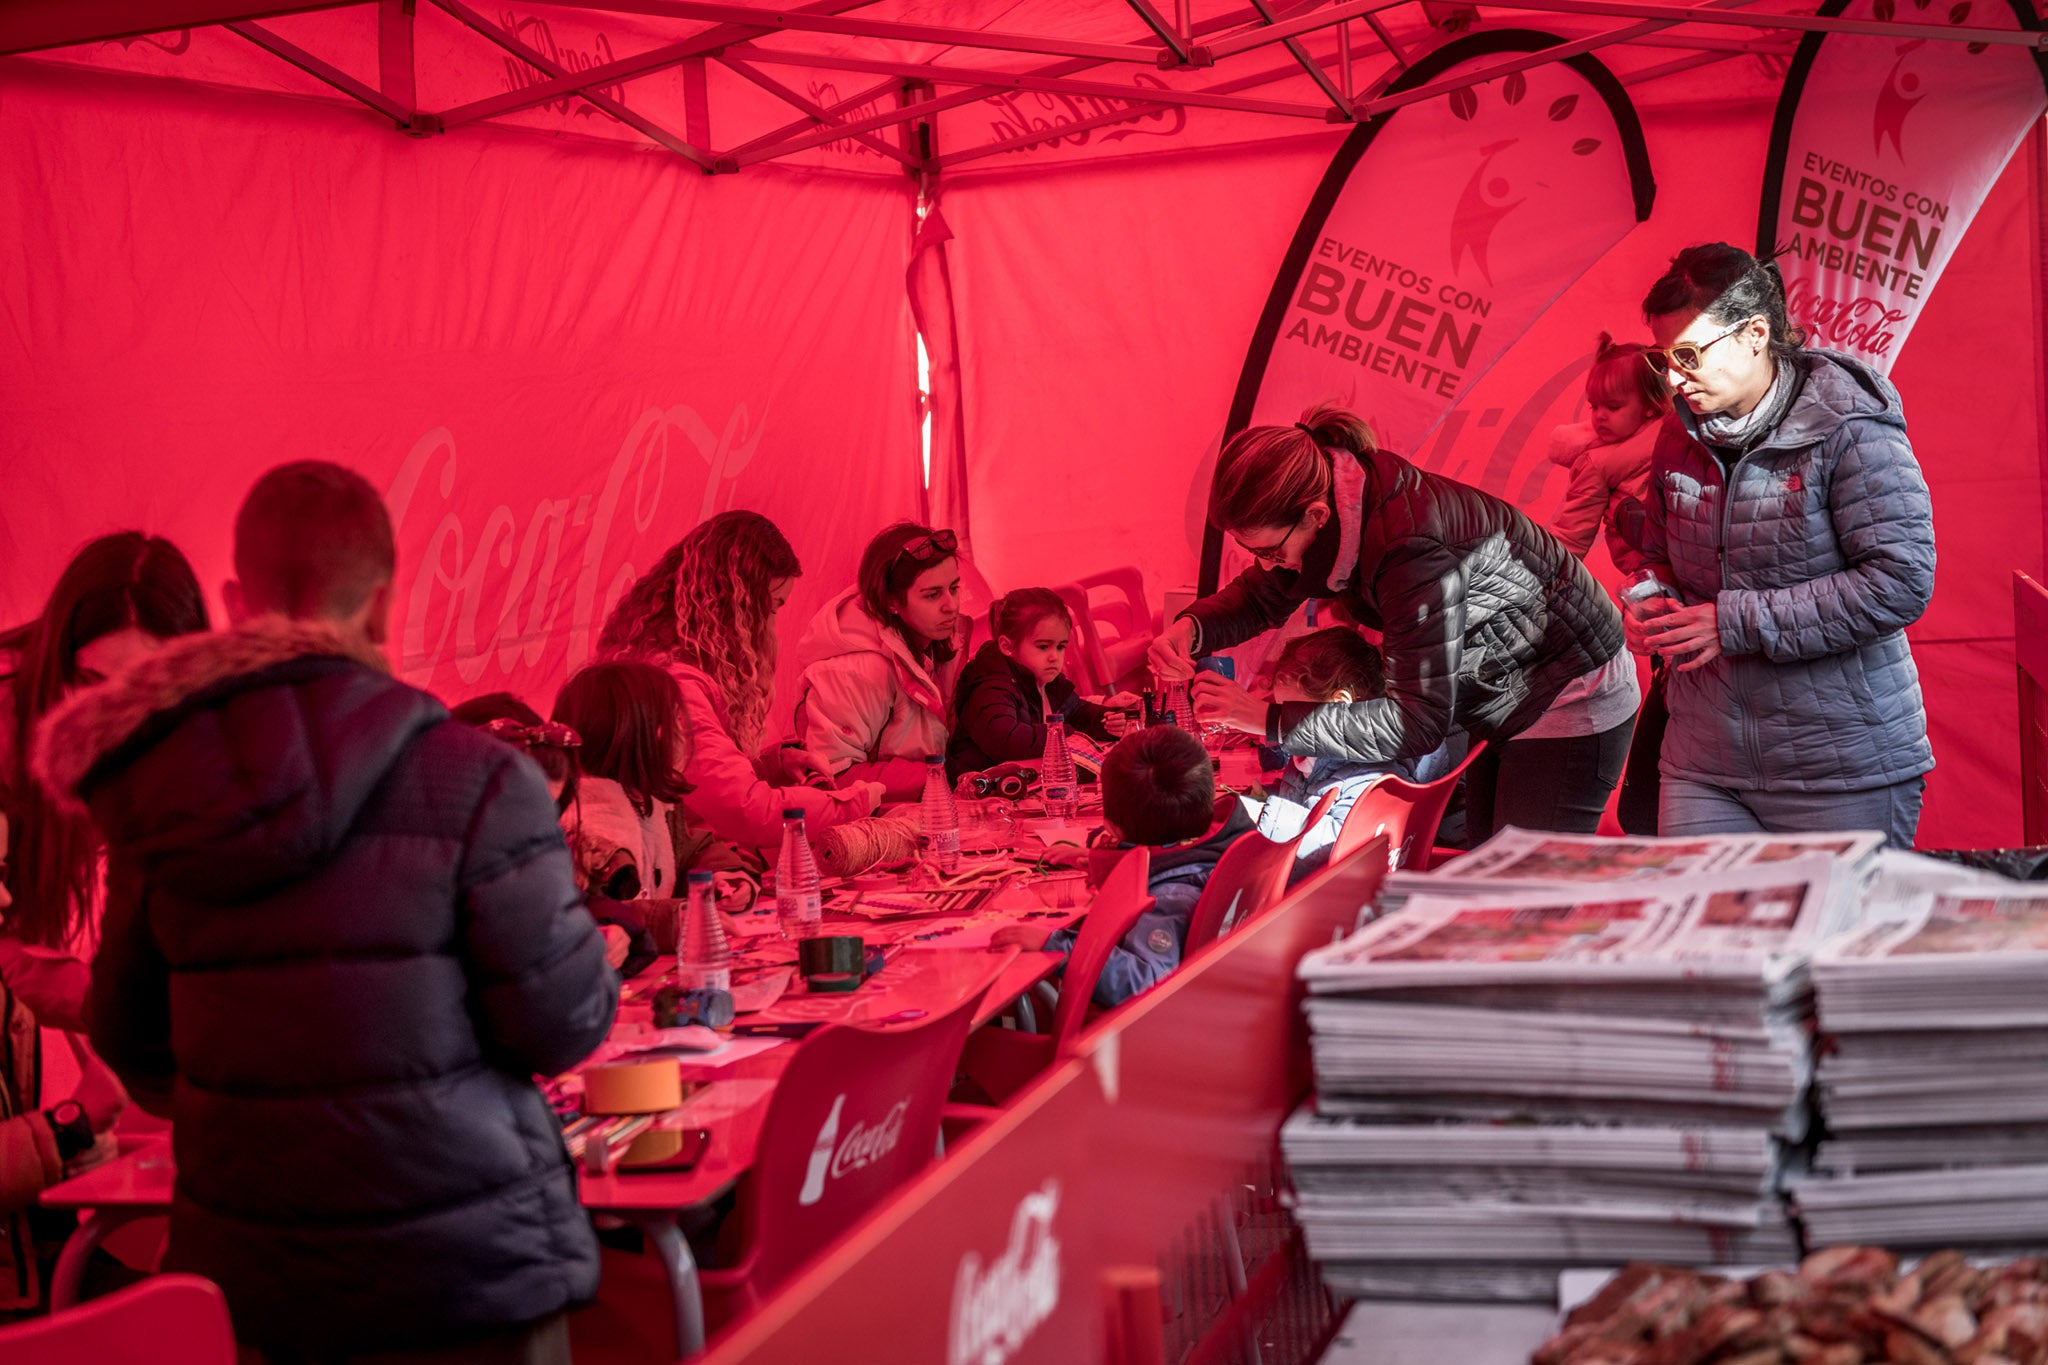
[44,1100,94,1163]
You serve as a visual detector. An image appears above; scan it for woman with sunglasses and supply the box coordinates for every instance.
[1152,403,1636,840]
[794,522,969,800]
[1622,242,1934,847]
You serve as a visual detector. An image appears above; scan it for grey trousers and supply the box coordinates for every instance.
[1660,775,1926,850]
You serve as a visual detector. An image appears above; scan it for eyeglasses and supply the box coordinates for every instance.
[1644,321,1750,376]
[1236,513,1305,566]
[483,718,582,750]
[893,528,959,566]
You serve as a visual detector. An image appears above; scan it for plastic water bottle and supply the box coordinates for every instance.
[919,754,961,873]
[677,870,731,994]
[1167,680,1196,732]
[775,808,824,940]
[1041,717,1078,822]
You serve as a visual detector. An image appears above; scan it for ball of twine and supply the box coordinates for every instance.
[814,814,921,877]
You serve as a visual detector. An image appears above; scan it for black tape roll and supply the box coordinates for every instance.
[798,935,866,979]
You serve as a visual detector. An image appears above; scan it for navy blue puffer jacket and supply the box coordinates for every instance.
[34,618,616,1353]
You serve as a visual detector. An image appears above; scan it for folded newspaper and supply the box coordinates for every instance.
[1796,887,2048,1248]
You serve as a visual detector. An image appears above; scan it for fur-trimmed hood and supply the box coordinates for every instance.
[32,616,441,903]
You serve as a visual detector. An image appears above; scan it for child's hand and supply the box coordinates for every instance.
[713,871,758,913]
[1039,844,1090,870]
[1099,691,1141,736]
[990,925,1053,951]
[1148,619,1198,684]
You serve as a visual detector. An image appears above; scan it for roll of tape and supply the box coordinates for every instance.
[806,971,864,994]
[799,935,866,978]
[621,1127,684,1166]
[583,1058,684,1115]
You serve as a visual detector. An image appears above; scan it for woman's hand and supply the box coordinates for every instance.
[1192,674,1269,735]
[1622,594,1677,655]
[1641,601,1723,671]
[1147,618,1198,684]
[765,744,837,790]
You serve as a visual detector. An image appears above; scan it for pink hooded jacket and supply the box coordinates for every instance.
[792,588,963,801]
[664,661,879,851]
[1547,420,1658,562]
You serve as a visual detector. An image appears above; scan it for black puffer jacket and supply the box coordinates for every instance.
[34,618,616,1353]
[946,641,1115,780]
[1184,446,1625,763]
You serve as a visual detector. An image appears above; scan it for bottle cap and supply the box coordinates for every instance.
[782,807,804,820]
[685,870,714,885]
[925,753,945,765]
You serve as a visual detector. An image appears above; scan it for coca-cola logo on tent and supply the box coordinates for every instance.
[1757,0,2048,369]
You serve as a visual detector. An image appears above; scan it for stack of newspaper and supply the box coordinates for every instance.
[1287,843,1875,1301]
[1792,886,2048,1250]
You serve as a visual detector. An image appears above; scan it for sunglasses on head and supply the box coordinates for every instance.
[894,528,959,566]
[483,718,582,750]
[1644,320,1752,377]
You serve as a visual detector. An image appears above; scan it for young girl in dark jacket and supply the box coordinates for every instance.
[946,589,1136,780]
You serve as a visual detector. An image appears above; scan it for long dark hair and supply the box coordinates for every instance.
[553,661,691,819]
[857,522,959,671]
[1642,242,1805,365]
[2,533,209,948]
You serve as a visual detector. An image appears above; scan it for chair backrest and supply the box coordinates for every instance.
[1329,776,1410,870]
[1046,846,1154,1047]
[0,1274,235,1365]
[736,972,996,1294]
[1370,741,1488,871]
[1049,583,1109,694]
[1183,826,1298,956]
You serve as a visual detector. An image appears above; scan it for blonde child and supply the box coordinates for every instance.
[1548,333,1674,562]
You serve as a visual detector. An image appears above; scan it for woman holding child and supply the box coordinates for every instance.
[1621,243,1934,848]
[1155,403,1637,839]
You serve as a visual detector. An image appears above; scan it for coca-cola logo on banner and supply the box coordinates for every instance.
[949,1180,1063,1365]
[1757,0,2048,369]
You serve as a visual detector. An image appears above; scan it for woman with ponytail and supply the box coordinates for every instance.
[1151,404,1636,839]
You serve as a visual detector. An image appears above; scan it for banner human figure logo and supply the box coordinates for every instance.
[1757,0,2048,370]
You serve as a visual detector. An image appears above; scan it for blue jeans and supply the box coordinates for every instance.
[1659,776,1926,849]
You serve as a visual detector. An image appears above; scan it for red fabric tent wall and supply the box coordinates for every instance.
[0,59,920,730]
[4,34,2043,846]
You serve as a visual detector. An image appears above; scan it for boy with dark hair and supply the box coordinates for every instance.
[1261,627,1456,877]
[37,461,616,1363]
[995,725,1254,1007]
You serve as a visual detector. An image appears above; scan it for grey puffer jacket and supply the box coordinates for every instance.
[1629,348,1934,793]
[1184,447,1625,764]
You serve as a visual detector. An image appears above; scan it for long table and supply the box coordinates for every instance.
[40,846,1093,1351]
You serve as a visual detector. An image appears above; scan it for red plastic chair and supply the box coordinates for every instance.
[1328,776,1410,870]
[0,1273,234,1365]
[695,973,997,1331]
[1183,785,1339,955]
[954,847,1155,1105]
[1372,740,1488,871]
[1050,567,1152,693]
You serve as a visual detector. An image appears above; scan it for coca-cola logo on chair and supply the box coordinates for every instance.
[796,1093,911,1206]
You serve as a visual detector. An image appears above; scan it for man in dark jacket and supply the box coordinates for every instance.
[35,463,617,1360]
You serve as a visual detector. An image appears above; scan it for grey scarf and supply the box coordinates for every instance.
[1696,358,1795,454]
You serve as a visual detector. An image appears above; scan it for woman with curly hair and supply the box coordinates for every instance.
[598,511,881,850]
